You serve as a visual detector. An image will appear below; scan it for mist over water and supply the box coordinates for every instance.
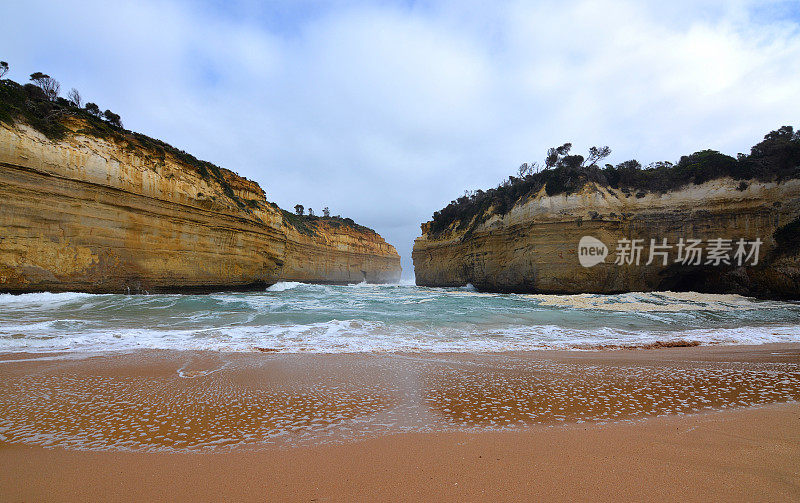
[1,283,800,353]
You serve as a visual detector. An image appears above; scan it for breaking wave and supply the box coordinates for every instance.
[266,281,304,292]
[1,284,799,353]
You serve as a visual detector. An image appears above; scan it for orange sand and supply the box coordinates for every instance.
[0,404,798,502]
[0,345,798,501]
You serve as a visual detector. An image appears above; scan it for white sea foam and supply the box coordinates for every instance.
[522,291,785,312]
[1,319,799,353]
[0,291,97,306]
[1,287,799,353]
[266,281,305,292]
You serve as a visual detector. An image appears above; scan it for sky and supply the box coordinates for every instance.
[2,0,800,278]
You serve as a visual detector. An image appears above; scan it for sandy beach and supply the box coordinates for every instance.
[1,403,798,502]
[3,0,800,500]
[1,344,798,501]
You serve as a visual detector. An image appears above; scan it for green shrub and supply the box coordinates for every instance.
[428,127,800,236]
[0,75,248,207]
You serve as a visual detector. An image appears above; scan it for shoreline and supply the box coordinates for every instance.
[2,339,799,357]
[2,339,800,358]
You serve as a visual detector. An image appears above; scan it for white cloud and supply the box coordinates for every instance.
[2,0,799,276]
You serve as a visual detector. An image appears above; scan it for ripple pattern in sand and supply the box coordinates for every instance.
[0,352,798,451]
[0,373,392,451]
[422,360,800,427]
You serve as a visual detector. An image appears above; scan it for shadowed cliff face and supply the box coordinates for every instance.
[0,121,401,293]
[413,180,800,299]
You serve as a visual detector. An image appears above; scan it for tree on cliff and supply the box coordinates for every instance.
[294,204,304,215]
[745,125,800,179]
[29,72,60,101]
[308,208,314,217]
[67,88,82,107]
[584,146,611,167]
[323,207,331,218]
[428,126,800,236]
[545,143,572,168]
[0,61,8,79]
[103,109,123,128]
[517,162,540,177]
[85,102,101,117]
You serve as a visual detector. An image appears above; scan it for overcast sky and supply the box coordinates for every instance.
[3,0,800,277]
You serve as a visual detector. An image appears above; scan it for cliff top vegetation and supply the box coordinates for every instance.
[0,70,252,209]
[279,207,377,237]
[427,126,800,236]
[0,65,374,236]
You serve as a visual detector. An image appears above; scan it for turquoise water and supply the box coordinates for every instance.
[1,282,800,353]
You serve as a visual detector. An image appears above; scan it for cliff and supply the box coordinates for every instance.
[0,119,400,293]
[413,178,800,299]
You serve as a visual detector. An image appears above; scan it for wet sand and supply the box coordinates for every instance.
[1,404,798,502]
[1,344,799,501]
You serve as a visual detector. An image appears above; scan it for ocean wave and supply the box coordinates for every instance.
[0,291,98,306]
[266,281,306,292]
[1,318,799,354]
[1,288,799,354]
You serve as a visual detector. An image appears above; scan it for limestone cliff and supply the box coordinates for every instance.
[413,179,800,299]
[0,120,400,293]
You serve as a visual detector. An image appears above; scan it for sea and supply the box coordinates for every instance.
[2,281,800,353]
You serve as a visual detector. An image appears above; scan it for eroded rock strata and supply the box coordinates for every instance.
[413,179,800,298]
[0,120,400,293]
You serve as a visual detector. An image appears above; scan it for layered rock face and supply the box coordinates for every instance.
[413,180,800,299]
[0,120,400,293]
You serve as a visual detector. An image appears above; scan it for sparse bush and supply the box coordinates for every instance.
[0,79,67,138]
[67,88,82,107]
[29,72,60,101]
[281,208,376,236]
